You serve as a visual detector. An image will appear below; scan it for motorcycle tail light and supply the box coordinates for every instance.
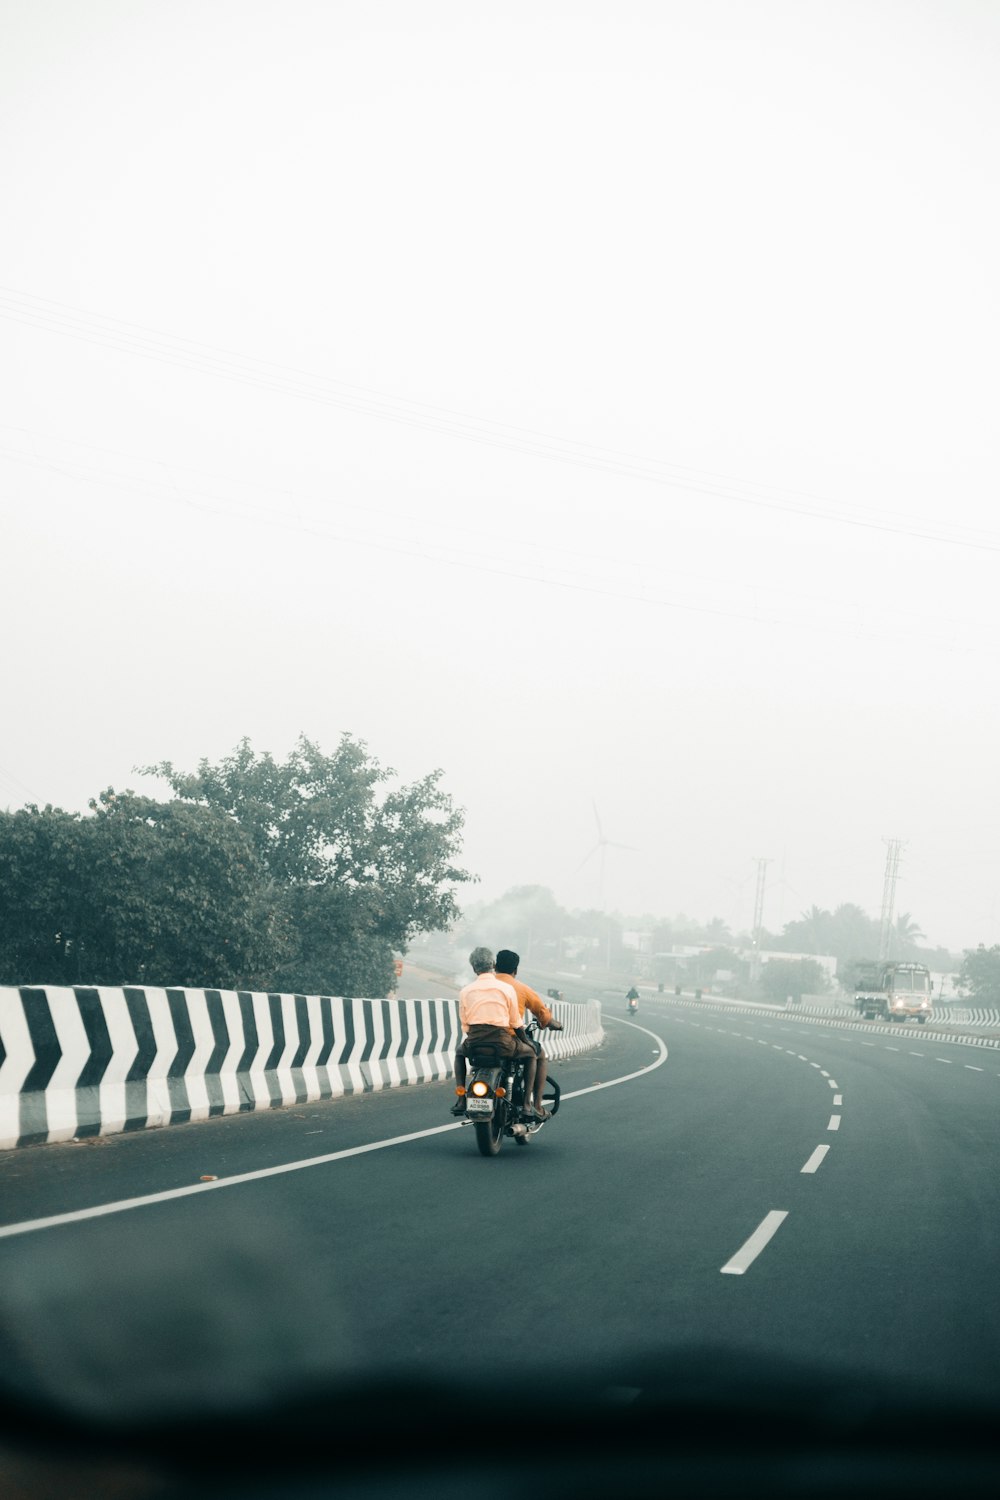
[470,1080,489,1098]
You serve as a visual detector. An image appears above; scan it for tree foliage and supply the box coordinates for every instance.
[759,957,829,1004]
[0,793,276,987]
[775,903,877,963]
[695,946,748,984]
[0,735,473,996]
[955,945,1000,1006]
[452,884,954,984]
[142,735,473,997]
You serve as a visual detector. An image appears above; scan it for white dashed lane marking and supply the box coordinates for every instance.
[662,1001,1000,1283]
[721,1211,789,1275]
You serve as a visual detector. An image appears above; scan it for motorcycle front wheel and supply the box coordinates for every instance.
[474,1108,506,1157]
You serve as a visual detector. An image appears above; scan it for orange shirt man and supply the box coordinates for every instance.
[451,946,540,1119]
[494,947,564,1118]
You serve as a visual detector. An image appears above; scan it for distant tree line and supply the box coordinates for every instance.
[452,886,965,999]
[0,735,473,998]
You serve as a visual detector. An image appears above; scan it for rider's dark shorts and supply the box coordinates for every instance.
[461,1025,536,1060]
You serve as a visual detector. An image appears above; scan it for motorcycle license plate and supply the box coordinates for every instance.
[466,1097,493,1114]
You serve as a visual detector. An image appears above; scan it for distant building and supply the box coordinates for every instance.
[622,930,653,954]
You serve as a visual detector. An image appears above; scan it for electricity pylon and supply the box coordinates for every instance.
[750,858,771,983]
[878,838,906,960]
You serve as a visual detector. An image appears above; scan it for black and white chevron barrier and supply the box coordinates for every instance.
[936,1007,1000,1027]
[0,986,604,1151]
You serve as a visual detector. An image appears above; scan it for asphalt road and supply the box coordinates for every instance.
[2,992,998,1418]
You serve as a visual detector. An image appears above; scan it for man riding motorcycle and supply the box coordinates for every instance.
[494,948,564,1120]
[450,947,540,1120]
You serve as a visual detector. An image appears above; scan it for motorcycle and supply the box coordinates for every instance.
[460,1019,560,1157]
[627,996,638,1015]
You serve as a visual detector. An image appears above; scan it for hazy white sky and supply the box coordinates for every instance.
[2,1,998,953]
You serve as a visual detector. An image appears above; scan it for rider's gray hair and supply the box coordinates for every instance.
[469,946,495,975]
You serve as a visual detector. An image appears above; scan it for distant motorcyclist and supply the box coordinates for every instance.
[626,985,639,1013]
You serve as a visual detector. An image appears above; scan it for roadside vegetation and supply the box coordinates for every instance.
[450,886,965,1004]
[0,735,472,998]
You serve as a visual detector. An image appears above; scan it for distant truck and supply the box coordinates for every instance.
[853,962,933,1024]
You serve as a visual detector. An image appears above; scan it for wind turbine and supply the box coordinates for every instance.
[577,801,637,913]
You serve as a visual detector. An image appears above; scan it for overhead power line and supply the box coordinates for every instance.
[2,284,999,556]
[3,424,998,658]
[3,424,1000,659]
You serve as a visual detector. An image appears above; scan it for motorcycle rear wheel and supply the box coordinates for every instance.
[542,1076,561,1117]
[474,1110,506,1157]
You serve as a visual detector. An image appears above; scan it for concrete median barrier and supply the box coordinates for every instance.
[0,986,604,1150]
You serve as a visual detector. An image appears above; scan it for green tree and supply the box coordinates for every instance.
[956,944,1000,1006]
[891,911,925,959]
[758,957,829,1004]
[87,789,281,987]
[830,903,881,961]
[143,734,473,996]
[457,885,571,965]
[0,804,92,984]
[775,904,831,954]
[0,794,277,987]
[778,903,880,964]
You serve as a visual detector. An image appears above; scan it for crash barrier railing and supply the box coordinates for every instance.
[665,992,1000,1051]
[0,986,605,1151]
[786,994,1000,1028]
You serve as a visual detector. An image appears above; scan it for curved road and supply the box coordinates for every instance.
[1,992,997,1483]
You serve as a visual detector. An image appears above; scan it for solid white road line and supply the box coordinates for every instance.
[1,1029,674,1241]
[801,1145,830,1174]
[721,1210,789,1275]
